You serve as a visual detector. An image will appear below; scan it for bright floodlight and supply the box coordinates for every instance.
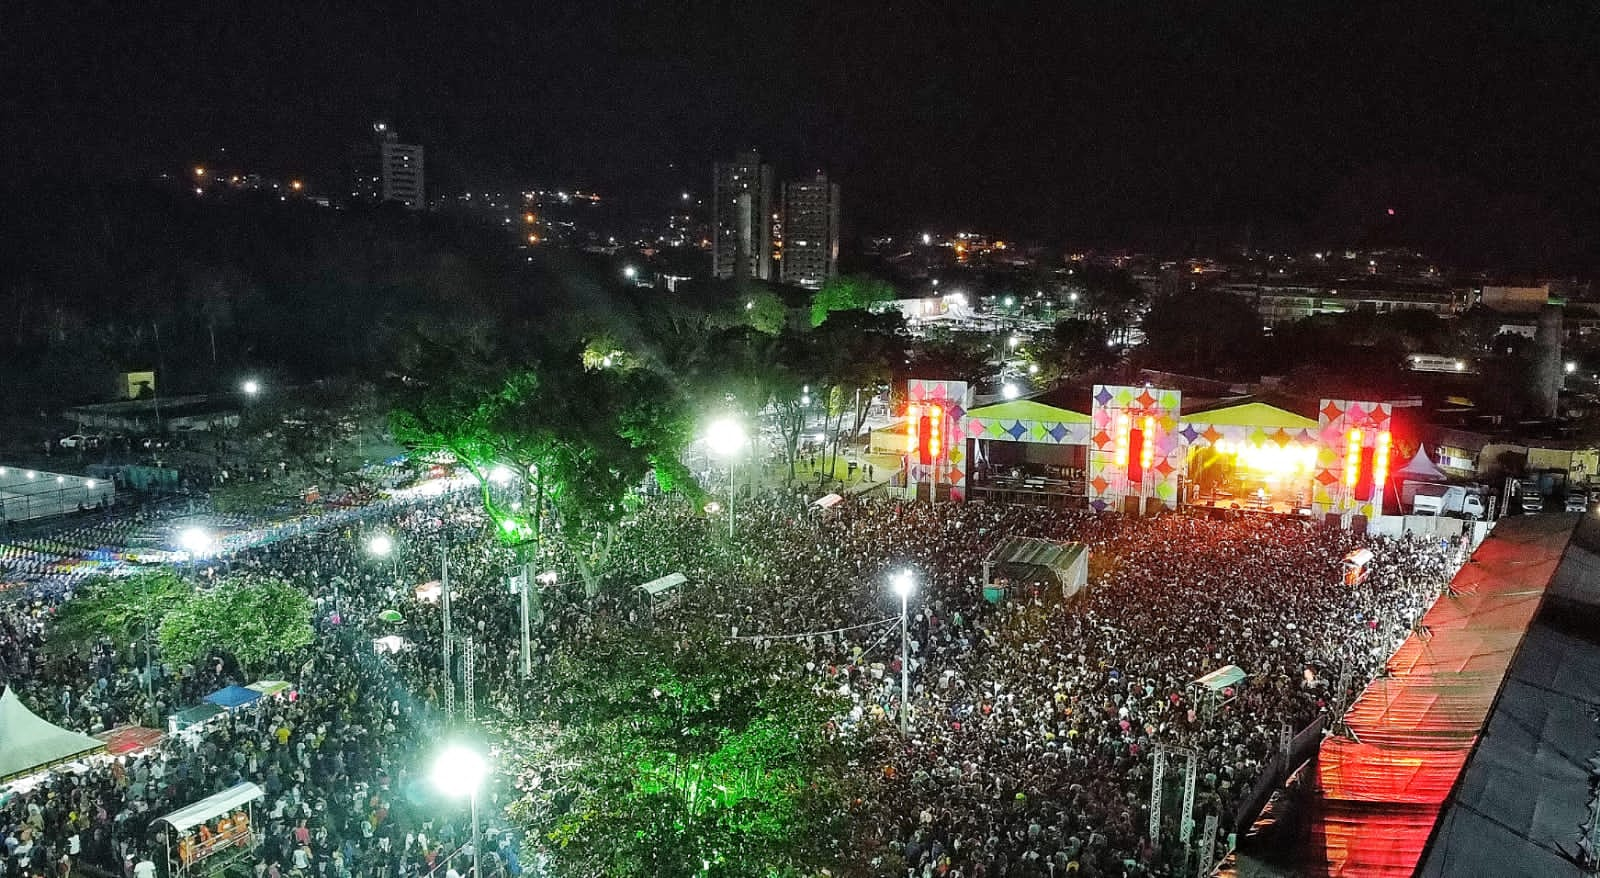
[705,417,748,458]
[242,379,260,396]
[432,745,488,798]
[890,570,915,600]
[1001,383,1020,400]
[179,527,213,556]
[366,533,394,557]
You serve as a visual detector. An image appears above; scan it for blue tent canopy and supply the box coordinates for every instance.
[204,685,264,709]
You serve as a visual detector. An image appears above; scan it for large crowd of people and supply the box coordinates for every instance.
[0,479,1461,878]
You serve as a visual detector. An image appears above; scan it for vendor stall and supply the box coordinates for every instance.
[156,781,263,876]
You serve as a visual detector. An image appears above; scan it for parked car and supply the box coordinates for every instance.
[1565,490,1589,513]
[59,434,102,449]
[1520,489,1545,514]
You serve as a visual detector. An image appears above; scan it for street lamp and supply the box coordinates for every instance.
[241,379,260,396]
[432,745,488,878]
[705,417,749,540]
[366,532,400,584]
[890,570,916,734]
[623,265,638,280]
[179,527,213,562]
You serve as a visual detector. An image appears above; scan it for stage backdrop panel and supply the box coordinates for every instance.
[1311,399,1394,521]
[1087,385,1182,512]
[905,379,972,500]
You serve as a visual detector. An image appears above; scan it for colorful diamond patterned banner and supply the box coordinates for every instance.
[905,379,972,499]
[1311,399,1392,521]
[1087,385,1183,512]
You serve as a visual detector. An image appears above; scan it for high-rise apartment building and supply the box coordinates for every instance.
[349,122,425,210]
[380,135,424,210]
[712,151,774,280]
[780,172,840,290]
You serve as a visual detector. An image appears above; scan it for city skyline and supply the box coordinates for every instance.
[7,3,1600,264]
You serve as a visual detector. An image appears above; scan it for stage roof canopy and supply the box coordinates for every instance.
[1180,402,1317,430]
[967,400,1091,423]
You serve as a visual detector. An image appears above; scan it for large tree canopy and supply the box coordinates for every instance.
[158,577,313,673]
[46,571,193,659]
[809,274,898,327]
[505,624,858,878]
[390,343,699,594]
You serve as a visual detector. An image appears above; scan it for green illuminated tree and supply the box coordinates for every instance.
[390,346,699,597]
[505,625,858,878]
[809,274,898,327]
[46,571,193,660]
[158,577,313,674]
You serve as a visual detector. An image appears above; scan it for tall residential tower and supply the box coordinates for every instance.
[712,151,774,281]
[349,122,425,210]
[780,171,840,290]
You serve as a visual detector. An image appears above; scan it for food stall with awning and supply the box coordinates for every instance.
[155,781,264,876]
[203,685,264,711]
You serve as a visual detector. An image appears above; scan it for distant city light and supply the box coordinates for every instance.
[1565,361,1578,374]
[921,233,932,245]
[242,379,260,396]
[193,166,205,177]
[290,180,303,192]
[1386,207,1396,216]
[681,192,691,201]
[1069,292,1079,302]
[623,265,637,279]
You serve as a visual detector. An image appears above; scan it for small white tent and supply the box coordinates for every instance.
[1395,447,1447,482]
[0,686,106,781]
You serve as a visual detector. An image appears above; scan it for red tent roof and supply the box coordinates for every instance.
[1309,515,1578,877]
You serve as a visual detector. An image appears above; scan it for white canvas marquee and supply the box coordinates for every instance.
[0,686,106,781]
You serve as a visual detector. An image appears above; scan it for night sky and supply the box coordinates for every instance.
[8,3,1600,251]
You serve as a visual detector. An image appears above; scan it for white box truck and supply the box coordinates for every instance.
[1411,484,1485,519]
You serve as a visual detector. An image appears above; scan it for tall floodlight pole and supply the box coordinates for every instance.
[706,417,749,541]
[441,547,454,720]
[891,570,916,734]
[432,746,487,878]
